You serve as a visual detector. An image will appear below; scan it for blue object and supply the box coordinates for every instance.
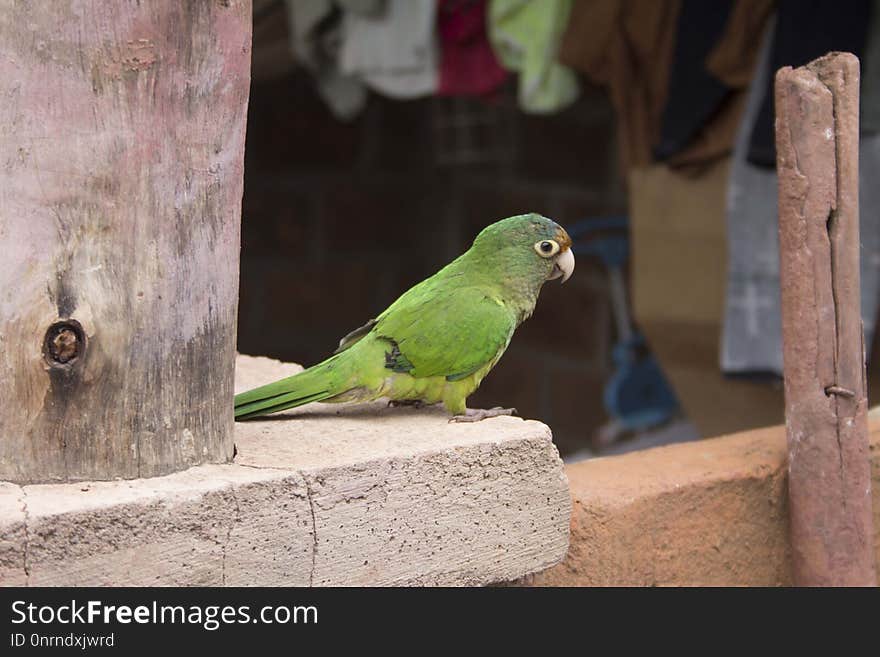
[604,335,679,431]
[569,216,629,267]
[570,216,679,432]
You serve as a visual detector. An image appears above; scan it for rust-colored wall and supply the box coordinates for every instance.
[524,419,880,586]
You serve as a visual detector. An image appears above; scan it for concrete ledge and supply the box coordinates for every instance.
[523,421,880,586]
[0,355,570,586]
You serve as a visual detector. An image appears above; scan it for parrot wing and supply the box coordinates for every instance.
[334,318,377,354]
[373,285,517,381]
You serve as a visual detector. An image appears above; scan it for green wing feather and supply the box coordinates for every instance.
[374,285,516,381]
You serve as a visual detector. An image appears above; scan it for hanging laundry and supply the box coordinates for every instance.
[704,0,776,89]
[339,0,438,100]
[286,0,386,120]
[661,0,775,171]
[560,0,774,173]
[437,0,508,98]
[721,14,880,375]
[653,2,736,162]
[720,16,783,375]
[746,0,871,167]
[488,0,579,114]
[558,0,678,170]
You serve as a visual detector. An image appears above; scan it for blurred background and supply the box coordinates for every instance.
[238,0,880,460]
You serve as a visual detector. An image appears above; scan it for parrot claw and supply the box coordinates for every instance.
[449,407,518,423]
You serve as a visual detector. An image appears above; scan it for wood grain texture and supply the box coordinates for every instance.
[0,1,252,483]
[775,53,877,586]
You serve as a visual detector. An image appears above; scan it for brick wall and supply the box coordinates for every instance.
[238,71,626,455]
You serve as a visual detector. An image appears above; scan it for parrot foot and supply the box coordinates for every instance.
[448,407,518,423]
[387,399,430,409]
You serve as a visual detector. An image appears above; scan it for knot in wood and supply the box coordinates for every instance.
[44,320,84,366]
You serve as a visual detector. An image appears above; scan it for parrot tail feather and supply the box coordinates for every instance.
[234,355,350,420]
[234,390,333,420]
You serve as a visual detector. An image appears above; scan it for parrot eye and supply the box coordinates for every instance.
[534,239,560,258]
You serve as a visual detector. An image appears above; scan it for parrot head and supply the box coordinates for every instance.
[470,213,575,289]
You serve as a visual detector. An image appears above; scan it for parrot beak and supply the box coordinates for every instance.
[549,248,575,283]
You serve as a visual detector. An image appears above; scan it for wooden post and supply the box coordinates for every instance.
[775,52,877,585]
[0,2,252,483]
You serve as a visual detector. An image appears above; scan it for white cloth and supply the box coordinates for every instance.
[339,0,438,99]
[286,0,385,120]
[721,14,880,375]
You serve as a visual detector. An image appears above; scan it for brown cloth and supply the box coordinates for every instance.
[560,0,774,173]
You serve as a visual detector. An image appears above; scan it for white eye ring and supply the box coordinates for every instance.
[534,239,560,258]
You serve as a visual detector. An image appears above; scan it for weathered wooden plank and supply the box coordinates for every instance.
[775,53,877,586]
[0,1,252,483]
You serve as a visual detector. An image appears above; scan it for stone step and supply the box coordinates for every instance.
[0,355,570,586]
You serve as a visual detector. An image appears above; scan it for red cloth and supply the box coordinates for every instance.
[437,0,508,97]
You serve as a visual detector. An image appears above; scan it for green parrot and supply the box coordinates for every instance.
[234,213,575,422]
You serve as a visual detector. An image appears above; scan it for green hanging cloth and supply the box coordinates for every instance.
[488,0,580,114]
